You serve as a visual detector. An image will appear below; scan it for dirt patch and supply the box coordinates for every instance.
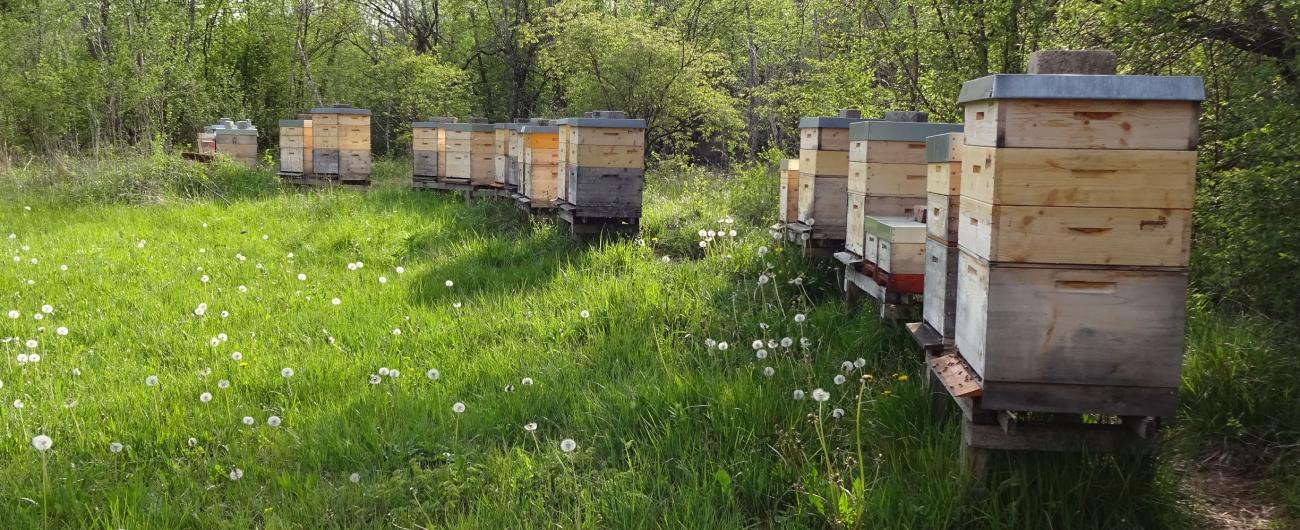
[1183,454,1284,530]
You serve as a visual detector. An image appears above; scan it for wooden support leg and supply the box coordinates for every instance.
[844,271,863,310]
[960,420,994,489]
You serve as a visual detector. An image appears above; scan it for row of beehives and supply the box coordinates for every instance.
[277,105,373,182]
[780,51,1203,421]
[410,111,648,219]
[197,118,259,168]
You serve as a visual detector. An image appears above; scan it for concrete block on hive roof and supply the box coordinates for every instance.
[883,110,928,122]
[838,108,862,119]
[1028,50,1117,75]
[590,110,627,119]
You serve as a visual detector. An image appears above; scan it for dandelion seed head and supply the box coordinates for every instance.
[717,341,729,351]
[13,399,24,409]
[378,367,390,376]
[792,389,805,400]
[200,275,210,283]
[426,369,440,380]
[812,388,830,402]
[369,374,381,385]
[71,368,81,377]
[145,375,159,387]
[445,280,453,287]
[560,439,577,453]
[800,337,813,348]
[579,310,590,319]
[267,416,282,427]
[452,402,466,414]
[331,298,341,306]
[40,304,53,314]
[841,361,854,372]
[388,369,400,378]
[395,266,405,274]
[281,367,294,378]
[854,358,866,368]
[834,375,846,385]
[28,353,40,363]
[756,349,768,360]
[238,285,248,293]
[242,416,255,426]
[524,422,538,432]
[378,276,388,284]
[199,392,213,403]
[832,408,845,419]
[24,339,37,349]
[230,352,242,361]
[56,326,68,336]
[109,442,123,453]
[6,310,18,319]
[780,337,793,348]
[794,313,806,323]
[349,472,361,483]
[521,377,534,386]
[218,379,230,389]
[763,366,775,377]
[187,437,198,448]
[296,273,307,281]
[31,435,52,452]
[229,468,243,481]
[704,338,717,349]
[391,328,402,335]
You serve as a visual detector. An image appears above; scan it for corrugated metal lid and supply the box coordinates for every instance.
[849,121,962,141]
[957,74,1206,103]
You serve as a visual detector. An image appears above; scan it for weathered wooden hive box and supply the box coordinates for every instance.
[506,119,548,190]
[862,216,926,291]
[557,111,647,218]
[310,106,372,181]
[442,120,496,185]
[278,118,314,174]
[953,56,1204,418]
[778,158,800,223]
[922,132,964,341]
[796,109,865,238]
[412,117,455,181]
[494,123,510,186]
[845,114,962,257]
[212,119,259,168]
[519,124,561,205]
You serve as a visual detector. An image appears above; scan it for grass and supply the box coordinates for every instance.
[0,152,1293,528]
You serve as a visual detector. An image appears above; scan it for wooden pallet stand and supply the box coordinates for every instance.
[784,221,842,259]
[834,251,918,320]
[555,200,640,238]
[277,171,371,190]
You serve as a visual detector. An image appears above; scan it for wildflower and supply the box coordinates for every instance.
[229,468,243,481]
[238,285,248,293]
[349,472,361,483]
[5,310,17,319]
[445,280,454,287]
[28,353,40,363]
[521,377,534,386]
[452,302,461,309]
[698,241,708,249]
[756,349,768,360]
[331,298,341,306]
[794,313,806,323]
[267,416,282,428]
[580,310,590,319]
[757,274,770,285]
[718,341,729,351]
[25,339,37,349]
[281,367,295,378]
[378,367,390,376]
[13,399,24,409]
[811,388,830,402]
[854,358,866,368]
[834,375,846,385]
[800,337,812,348]
[524,422,538,432]
[200,392,213,403]
[832,408,845,419]
[17,354,28,364]
[391,328,401,335]
[200,368,211,377]
[209,337,220,347]
[33,313,43,321]
[146,375,159,387]
[388,369,400,378]
[187,438,198,448]
[297,273,306,281]
[40,304,53,314]
[662,256,671,263]
[369,374,381,385]
[728,229,737,237]
[218,333,228,342]
[560,439,577,453]
[757,246,769,256]
[378,276,388,284]
[220,311,229,318]
[767,339,779,348]
[426,369,440,380]
[218,379,230,389]
[452,402,466,414]
[137,240,146,248]
[793,389,806,400]
[395,266,405,274]
[763,366,775,377]
[780,337,793,348]
[897,375,909,382]
[59,265,68,271]
[841,361,854,372]
[242,416,255,426]
[504,384,515,392]
[31,435,53,452]
[704,338,717,349]
[109,442,123,453]
[71,368,81,377]
[347,263,358,271]
[231,352,243,361]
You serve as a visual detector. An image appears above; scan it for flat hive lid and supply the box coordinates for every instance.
[553,117,646,128]
[310,106,372,115]
[413,117,457,128]
[279,119,310,127]
[849,121,962,141]
[864,215,926,243]
[957,74,1206,104]
[798,117,873,129]
[925,133,964,163]
[442,123,497,132]
[214,128,257,136]
[520,125,560,134]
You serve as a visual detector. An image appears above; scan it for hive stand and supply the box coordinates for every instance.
[834,251,918,320]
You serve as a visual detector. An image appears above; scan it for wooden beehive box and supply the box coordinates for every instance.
[213,119,259,168]
[494,124,510,185]
[519,124,561,204]
[442,121,496,185]
[778,159,800,223]
[558,111,647,218]
[278,119,314,174]
[922,132,964,340]
[863,216,926,275]
[795,110,865,237]
[952,54,1204,418]
[412,118,455,179]
[310,106,371,180]
[845,117,961,257]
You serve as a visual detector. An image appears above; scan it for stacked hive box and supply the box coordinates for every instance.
[311,106,372,182]
[863,216,926,292]
[796,109,864,238]
[210,119,259,168]
[494,123,510,186]
[778,159,800,223]
[845,113,962,261]
[196,118,227,155]
[507,119,547,192]
[953,52,1203,417]
[412,118,455,182]
[922,133,964,342]
[519,124,561,206]
[278,118,314,174]
[557,111,647,218]
[443,120,496,185]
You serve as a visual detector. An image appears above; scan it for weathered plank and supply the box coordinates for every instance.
[922,239,958,338]
[799,149,850,177]
[926,161,962,195]
[847,162,928,196]
[849,139,929,164]
[960,146,1197,208]
[800,127,850,151]
[797,173,848,232]
[963,99,1199,150]
[926,193,960,244]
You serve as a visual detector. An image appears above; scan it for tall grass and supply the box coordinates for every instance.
[0,151,1292,528]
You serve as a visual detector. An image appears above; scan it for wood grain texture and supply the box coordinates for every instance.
[927,161,962,195]
[412,128,438,140]
[861,194,925,218]
[309,113,337,125]
[799,149,850,176]
[565,166,645,216]
[845,193,868,255]
[849,139,929,164]
[954,250,1188,390]
[279,148,304,173]
[981,381,1178,418]
[797,172,848,232]
[860,162,929,196]
[801,127,849,151]
[880,240,925,274]
[926,193,961,243]
[963,99,1199,150]
[413,152,438,176]
[958,197,1192,266]
[341,150,371,177]
[564,144,644,168]
[922,239,958,338]
[961,145,1196,208]
[337,114,370,126]
[569,127,645,147]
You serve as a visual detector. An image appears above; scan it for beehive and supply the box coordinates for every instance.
[778,159,800,223]
[952,51,1204,417]
[557,111,647,218]
[412,118,455,180]
[278,118,314,174]
[310,106,371,181]
[209,119,259,168]
[795,109,866,237]
[863,216,926,276]
[494,123,510,186]
[505,119,548,190]
[442,120,496,185]
[922,133,964,340]
[519,124,561,206]
[844,114,961,257]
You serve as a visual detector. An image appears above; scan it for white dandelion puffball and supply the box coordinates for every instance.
[521,377,534,386]
[368,374,382,385]
[452,402,466,414]
[768,339,779,349]
[347,263,358,271]
[187,437,198,448]
[729,229,737,237]
[195,307,207,317]
[349,472,361,483]
[229,468,243,481]
[200,275,210,283]
[208,337,220,347]
[378,276,388,284]
[704,338,717,349]
[698,241,708,249]
[855,358,866,368]
[524,422,538,432]
[794,313,806,323]
[662,256,671,263]
[281,367,295,378]
[25,339,37,349]
[28,354,41,363]
[426,369,440,380]
[832,408,845,419]
[697,229,707,238]
[200,392,213,403]
[560,439,577,453]
[221,311,229,318]
[218,379,231,389]
[445,280,454,287]
[356,261,363,269]
[378,367,390,377]
[296,273,306,281]
[145,375,159,387]
[834,375,846,385]
[781,337,793,348]
[751,340,764,350]
[388,369,400,378]
[580,310,590,319]
[33,313,44,321]
[793,389,806,400]
[218,333,228,342]
[331,298,341,306]
[395,266,405,274]
[267,416,282,428]
[71,368,81,377]
[41,304,53,314]
[17,354,28,364]
[200,368,211,377]
[756,349,768,360]
[391,328,402,336]
[6,310,18,319]
[242,416,255,426]
[451,302,462,309]
[757,246,769,256]
[800,337,813,348]
[238,285,248,293]
[231,352,243,361]
[718,341,729,351]
[841,361,854,372]
[763,366,775,377]
[109,442,124,453]
[262,234,269,241]
[13,399,24,409]
[31,435,53,452]
[812,388,830,402]
[137,240,146,248]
